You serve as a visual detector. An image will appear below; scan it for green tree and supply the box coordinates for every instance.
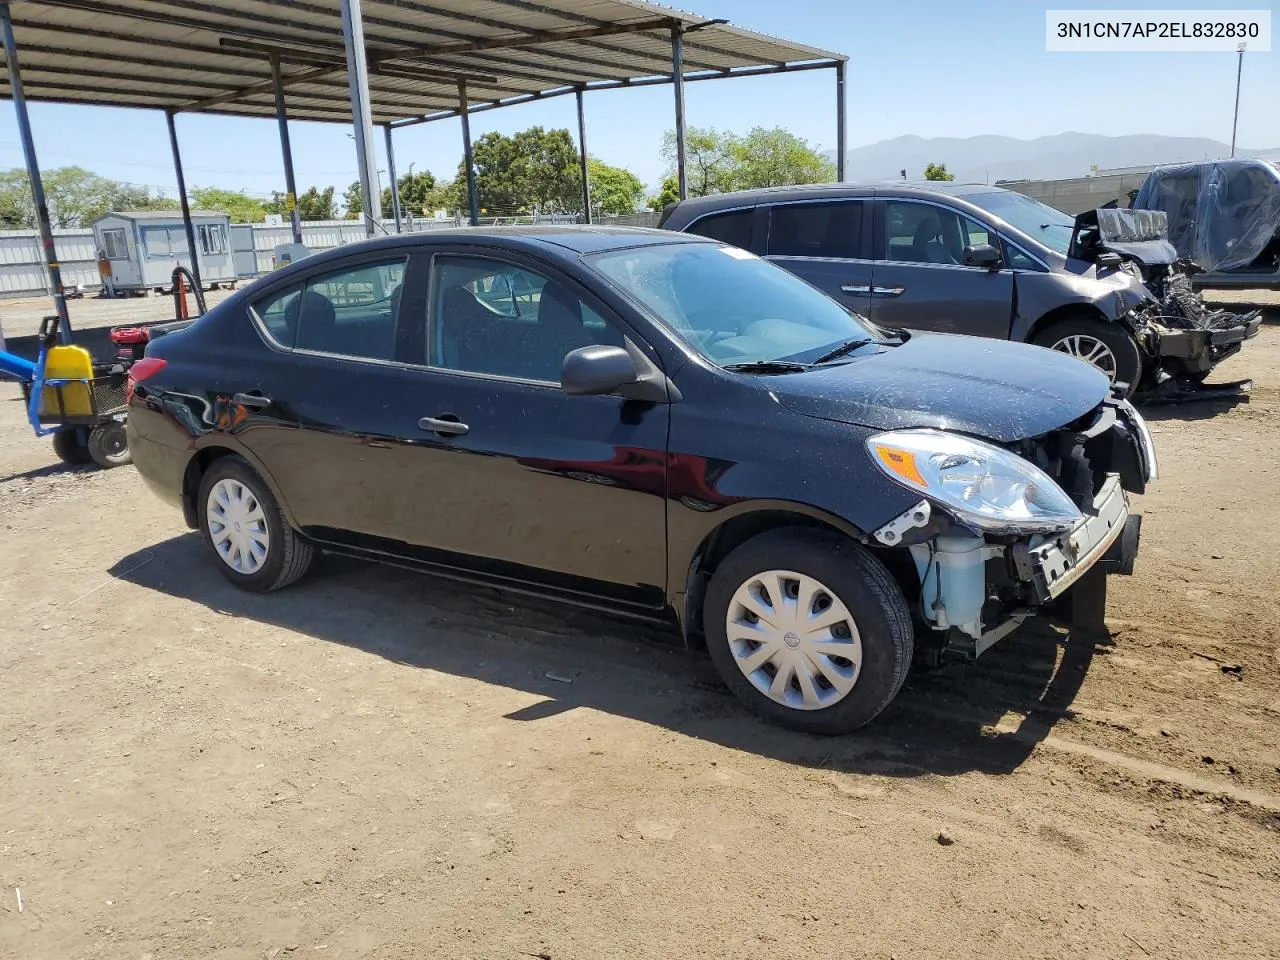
[647,175,681,212]
[189,186,267,223]
[660,126,834,197]
[730,128,835,189]
[454,126,581,215]
[661,127,736,197]
[586,158,644,216]
[0,166,180,227]
[923,162,955,182]
[381,170,437,218]
[295,186,337,221]
[343,180,364,219]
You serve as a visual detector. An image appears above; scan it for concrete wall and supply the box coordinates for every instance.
[996,172,1154,215]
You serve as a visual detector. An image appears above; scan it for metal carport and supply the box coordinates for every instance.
[0,0,847,341]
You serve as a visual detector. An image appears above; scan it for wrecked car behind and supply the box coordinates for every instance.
[661,182,1260,399]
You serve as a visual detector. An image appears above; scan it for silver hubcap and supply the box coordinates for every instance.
[726,570,862,711]
[206,478,270,574]
[1050,334,1118,380]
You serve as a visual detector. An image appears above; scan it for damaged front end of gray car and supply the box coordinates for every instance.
[1071,208,1262,397]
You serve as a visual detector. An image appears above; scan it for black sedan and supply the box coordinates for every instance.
[127,227,1156,734]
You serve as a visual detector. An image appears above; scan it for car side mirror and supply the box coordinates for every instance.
[963,243,1002,270]
[1095,251,1124,270]
[561,345,640,396]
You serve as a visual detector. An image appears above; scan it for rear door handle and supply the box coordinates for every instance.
[419,416,469,437]
[232,392,272,408]
[840,284,871,295]
[871,286,905,297]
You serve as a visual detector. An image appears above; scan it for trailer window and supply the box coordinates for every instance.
[102,228,128,260]
[141,225,172,258]
[199,223,227,255]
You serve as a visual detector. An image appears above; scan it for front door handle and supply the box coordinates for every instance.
[871,286,905,298]
[840,284,871,295]
[419,415,469,437]
[232,392,272,408]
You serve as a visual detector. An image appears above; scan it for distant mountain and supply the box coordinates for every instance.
[826,133,1280,183]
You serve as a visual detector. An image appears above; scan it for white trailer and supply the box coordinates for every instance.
[91,211,237,294]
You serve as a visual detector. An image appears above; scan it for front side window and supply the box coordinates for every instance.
[250,259,405,360]
[588,242,884,367]
[767,201,863,259]
[101,228,128,260]
[686,210,754,249]
[428,257,624,382]
[883,201,991,265]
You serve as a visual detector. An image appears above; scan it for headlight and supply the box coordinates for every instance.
[867,429,1082,534]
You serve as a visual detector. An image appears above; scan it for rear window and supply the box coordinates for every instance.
[684,209,754,249]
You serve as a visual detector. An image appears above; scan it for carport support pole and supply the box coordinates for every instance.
[835,61,847,182]
[671,25,687,200]
[459,79,479,226]
[269,53,303,246]
[384,125,402,233]
[0,1,71,343]
[341,0,382,237]
[164,109,203,294]
[576,88,591,224]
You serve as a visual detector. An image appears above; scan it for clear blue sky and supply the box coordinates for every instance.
[0,0,1274,200]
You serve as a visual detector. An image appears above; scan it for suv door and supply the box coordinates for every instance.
[869,199,1014,338]
[237,253,424,547]
[762,199,872,316]
[394,251,670,609]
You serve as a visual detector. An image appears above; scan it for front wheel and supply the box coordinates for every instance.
[703,529,914,735]
[1033,316,1142,396]
[197,456,314,592]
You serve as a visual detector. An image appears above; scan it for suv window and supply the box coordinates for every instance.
[767,201,863,259]
[883,201,991,266]
[686,209,754,249]
[429,256,625,382]
[251,259,406,360]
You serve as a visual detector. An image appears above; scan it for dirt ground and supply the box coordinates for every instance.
[2,310,1279,959]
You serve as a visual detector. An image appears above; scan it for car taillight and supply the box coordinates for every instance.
[126,357,167,404]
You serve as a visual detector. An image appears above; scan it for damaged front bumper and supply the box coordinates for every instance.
[887,400,1155,661]
[1146,312,1262,376]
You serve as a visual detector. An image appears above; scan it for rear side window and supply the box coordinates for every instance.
[685,209,754,249]
[250,259,407,361]
[767,201,863,259]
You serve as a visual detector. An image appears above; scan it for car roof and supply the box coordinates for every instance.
[335,224,697,256]
[663,181,1010,218]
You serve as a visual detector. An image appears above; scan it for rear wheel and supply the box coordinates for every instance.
[197,456,314,592]
[1033,316,1142,396]
[52,428,92,466]
[87,420,131,468]
[703,529,914,735]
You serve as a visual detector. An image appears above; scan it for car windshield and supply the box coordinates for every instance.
[959,189,1075,255]
[586,242,885,366]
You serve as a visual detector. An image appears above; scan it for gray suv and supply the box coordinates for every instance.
[660,183,1259,394]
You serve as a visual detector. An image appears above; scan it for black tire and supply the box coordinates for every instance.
[703,528,914,735]
[196,455,314,592]
[87,420,132,469]
[1032,315,1142,397]
[51,428,93,466]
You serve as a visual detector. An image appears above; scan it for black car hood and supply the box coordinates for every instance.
[772,333,1110,443]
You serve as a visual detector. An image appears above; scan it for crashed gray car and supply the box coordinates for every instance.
[659,183,1261,395]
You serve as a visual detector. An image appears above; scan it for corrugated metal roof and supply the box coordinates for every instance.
[0,0,845,125]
